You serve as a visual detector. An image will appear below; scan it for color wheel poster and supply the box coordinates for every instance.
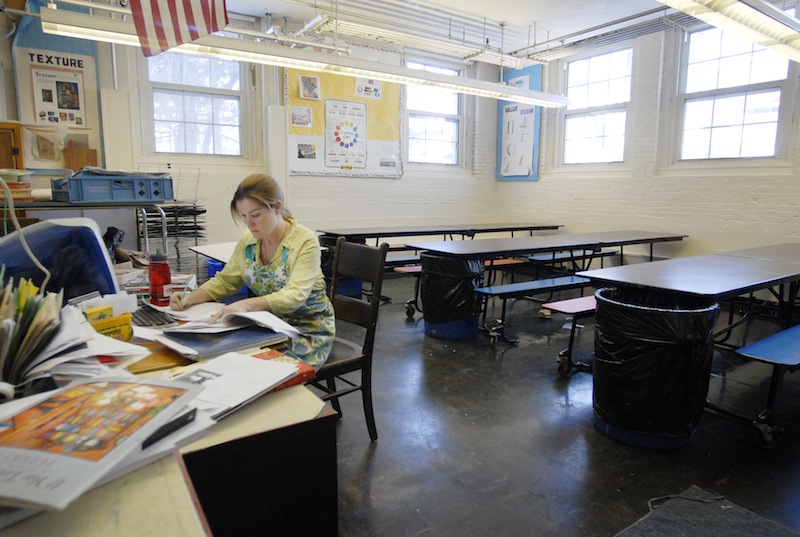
[325,100,367,169]
[286,63,402,178]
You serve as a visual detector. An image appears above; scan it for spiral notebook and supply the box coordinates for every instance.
[155,326,288,360]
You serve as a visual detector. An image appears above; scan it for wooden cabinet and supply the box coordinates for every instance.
[0,122,24,170]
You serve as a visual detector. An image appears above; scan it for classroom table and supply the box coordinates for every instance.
[317,222,563,243]
[405,230,687,261]
[576,249,800,301]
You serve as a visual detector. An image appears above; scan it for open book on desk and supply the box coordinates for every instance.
[156,304,299,340]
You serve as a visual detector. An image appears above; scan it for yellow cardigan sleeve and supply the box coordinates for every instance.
[198,233,251,301]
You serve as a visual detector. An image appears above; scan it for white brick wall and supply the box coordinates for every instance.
[98,30,800,255]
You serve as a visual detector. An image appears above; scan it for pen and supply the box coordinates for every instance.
[181,272,195,301]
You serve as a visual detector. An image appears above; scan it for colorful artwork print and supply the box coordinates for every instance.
[0,382,187,462]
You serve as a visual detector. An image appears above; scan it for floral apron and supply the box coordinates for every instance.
[244,243,335,369]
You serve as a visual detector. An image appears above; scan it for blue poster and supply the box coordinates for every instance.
[496,65,542,181]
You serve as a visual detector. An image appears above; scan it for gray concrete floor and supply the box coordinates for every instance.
[325,275,800,537]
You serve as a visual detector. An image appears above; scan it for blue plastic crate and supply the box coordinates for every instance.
[51,169,174,203]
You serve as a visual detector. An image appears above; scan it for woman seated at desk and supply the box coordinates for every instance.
[170,173,335,369]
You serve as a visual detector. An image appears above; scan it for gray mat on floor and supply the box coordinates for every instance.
[615,485,799,537]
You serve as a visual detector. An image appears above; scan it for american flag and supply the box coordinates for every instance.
[129,0,229,57]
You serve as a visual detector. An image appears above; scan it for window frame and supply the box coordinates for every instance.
[403,56,466,168]
[670,22,799,167]
[135,17,259,162]
[659,21,800,170]
[556,45,635,167]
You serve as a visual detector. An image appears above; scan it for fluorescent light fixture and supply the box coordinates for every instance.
[656,0,800,62]
[314,17,539,69]
[40,5,568,108]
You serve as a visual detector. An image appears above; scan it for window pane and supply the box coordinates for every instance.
[184,123,213,154]
[563,110,626,164]
[215,125,241,155]
[407,84,458,115]
[185,93,213,124]
[214,96,240,125]
[682,128,711,159]
[408,114,458,164]
[154,122,185,153]
[718,55,750,88]
[688,28,721,63]
[210,59,241,91]
[712,95,745,127]
[684,99,713,130]
[149,53,182,84]
[153,90,184,121]
[740,123,777,157]
[709,125,743,158]
[566,48,631,111]
[744,91,779,124]
[686,60,719,93]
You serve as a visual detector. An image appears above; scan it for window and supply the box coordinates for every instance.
[562,48,632,164]
[143,48,245,156]
[406,61,461,165]
[678,25,790,160]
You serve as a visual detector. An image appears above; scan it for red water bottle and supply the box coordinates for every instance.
[149,249,172,306]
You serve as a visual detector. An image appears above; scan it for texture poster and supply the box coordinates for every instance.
[31,66,86,127]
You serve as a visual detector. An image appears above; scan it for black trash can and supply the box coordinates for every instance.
[592,287,720,450]
[420,252,484,339]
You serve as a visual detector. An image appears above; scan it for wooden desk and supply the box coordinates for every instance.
[182,388,339,537]
[0,386,337,537]
[406,230,687,261]
[0,454,208,536]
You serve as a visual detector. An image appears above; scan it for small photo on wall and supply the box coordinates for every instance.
[291,106,312,127]
[297,144,316,159]
[299,75,321,100]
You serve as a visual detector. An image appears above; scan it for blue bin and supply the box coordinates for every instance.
[206,259,248,296]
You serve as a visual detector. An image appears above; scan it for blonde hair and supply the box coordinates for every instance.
[230,174,292,221]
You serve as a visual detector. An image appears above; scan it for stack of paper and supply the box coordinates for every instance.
[171,352,298,420]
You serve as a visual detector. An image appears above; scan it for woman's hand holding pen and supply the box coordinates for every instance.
[169,291,190,311]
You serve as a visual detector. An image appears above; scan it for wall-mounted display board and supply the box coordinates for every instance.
[285,50,402,178]
[496,65,542,181]
[12,6,102,172]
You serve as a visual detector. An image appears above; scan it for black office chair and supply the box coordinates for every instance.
[309,236,389,442]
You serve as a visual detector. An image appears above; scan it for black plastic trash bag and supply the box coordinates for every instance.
[419,252,484,324]
[593,287,720,447]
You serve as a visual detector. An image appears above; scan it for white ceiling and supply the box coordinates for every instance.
[225,0,672,59]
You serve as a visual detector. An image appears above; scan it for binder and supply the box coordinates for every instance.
[156,326,289,360]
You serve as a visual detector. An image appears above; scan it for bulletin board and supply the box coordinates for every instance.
[496,65,542,181]
[286,68,402,178]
